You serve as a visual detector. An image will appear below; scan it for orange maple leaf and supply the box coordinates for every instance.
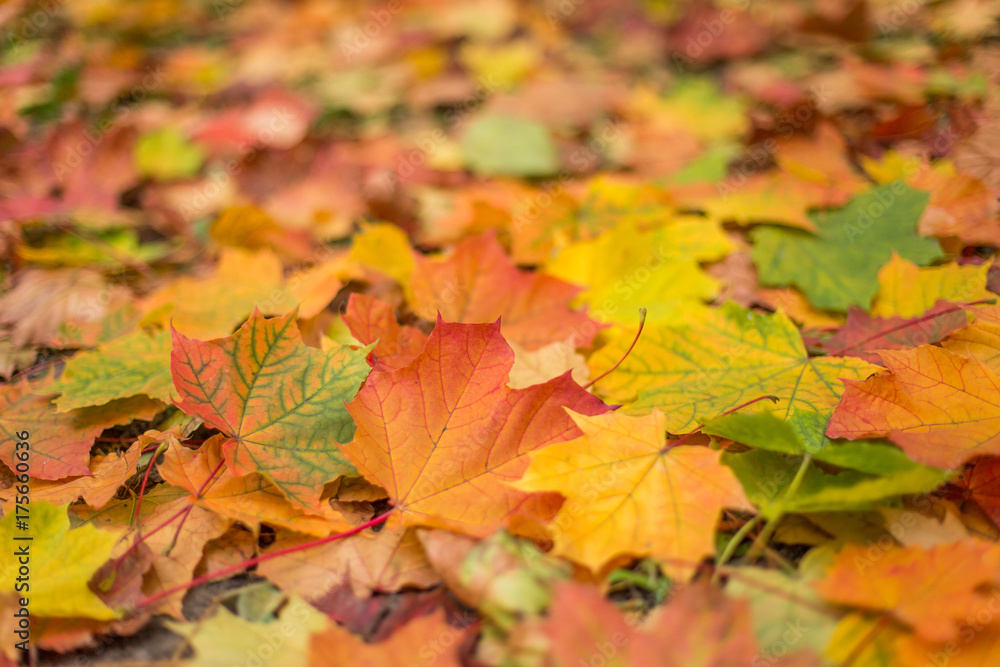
[342,293,428,372]
[409,231,600,350]
[827,345,1000,469]
[344,318,609,536]
[814,539,1000,643]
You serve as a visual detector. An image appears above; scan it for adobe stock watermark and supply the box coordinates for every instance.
[752,618,809,667]
[3,0,63,51]
[544,0,586,26]
[875,0,923,37]
[921,589,1000,667]
[372,75,503,194]
[177,106,299,221]
[670,0,752,71]
[338,0,409,61]
[52,67,167,179]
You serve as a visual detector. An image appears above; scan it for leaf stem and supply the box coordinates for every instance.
[583,308,646,390]
[715,515,761,574]
[136,511,393,611]
[115,456,226,569]
[746,453,812,560]
[132,442,169,534]
[164,457,227,555]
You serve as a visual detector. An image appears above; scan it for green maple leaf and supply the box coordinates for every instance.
[750,183,942,311]
[50,328,173,411]
[170,309,371,510]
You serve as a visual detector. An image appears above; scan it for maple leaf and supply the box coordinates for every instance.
[0,380,163,479]
[409,231,600,350]
[589,302,876,432]
[723,447,947,519]
[141,248,291,340]
[544,580,821,667]
[48,328,173,410]
[751,183,942,311]
[515,409,750,573]
[570,176,675,234]
[0,267,127,347]
[706,409,952,496]
[726,568,837,661]
[349,222,416,292]
[157,434,351,536]
[827,344,1000,468]
[341,293,427,372]
[941,303,1000,374]
[507,338,588,389]
[772,122,871,199]
[0,439,143,511]
[955,456,1000,528]
[0,501,118,619]
[701,171,825,231]
[344,318,609,535]
[871,254,991,318]
[630,77,749,142]
[543,217,731,324]
[814,539,1000,642]
[72,484,232,619]
[258,526,439,599]
[167,597,329,667]
[636,580,823,667]
[171,309,371,510]
[542,582,640,666]
[756,287,845,329]
[864,151,1000,248]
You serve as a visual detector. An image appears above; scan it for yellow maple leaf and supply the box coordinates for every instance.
[514,410,750,574]
[349,222,415,291]
[872,253,991,318]
[0,501,118,619]
[544,217,731,324]
[166,596,329,667]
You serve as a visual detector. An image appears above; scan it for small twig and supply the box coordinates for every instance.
[136,511,394,610]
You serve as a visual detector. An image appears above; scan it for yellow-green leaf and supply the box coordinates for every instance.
[49,328,173,411]
[0,501,118,619]
[589,302,877,432]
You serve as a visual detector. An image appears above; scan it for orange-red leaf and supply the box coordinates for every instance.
[409,231,600,350]
[157,434,351,536]
[0,381,163,479]
[814,539,1000,642]
[342,293,427,372]
[827,345,1000,469]
[823,302,968,362]
[344,318,609,535]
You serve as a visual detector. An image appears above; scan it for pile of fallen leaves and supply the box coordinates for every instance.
[2,0,1000,665]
